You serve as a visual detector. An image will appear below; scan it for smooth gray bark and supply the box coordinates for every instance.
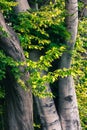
[29,50,62,130]
[14,0,30,13]
[5,70,33,130]
[35,90,61,130]
[0,12,33,130]
[57,0,81,130]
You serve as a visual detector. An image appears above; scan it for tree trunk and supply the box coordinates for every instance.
[35,86,61,130]
[14,0,30,13]
[57,0,81,130]
[83,0,87,16]
[58,73,81,130]
[29,50,62,130]
[5,70,33,130]
[0,12,33,130]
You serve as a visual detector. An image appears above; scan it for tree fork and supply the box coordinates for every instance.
[14,0,62,129]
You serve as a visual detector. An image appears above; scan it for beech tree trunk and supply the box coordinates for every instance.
[57,0,81,130]
[83,0,87,16]
[35,89,61,130]
[14,0,30,13]
[0,12,33,130]
[29,50,62,130]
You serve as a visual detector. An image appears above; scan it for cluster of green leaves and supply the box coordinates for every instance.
[13,3,67,49]
[0,2,68,97]
[0,0,17,12]
[0,50,20,81]
[11,3,70,97]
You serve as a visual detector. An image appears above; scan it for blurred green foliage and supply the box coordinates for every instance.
[0,0,17,12]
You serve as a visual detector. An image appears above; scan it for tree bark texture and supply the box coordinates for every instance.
[57,0,81,130]
[14,0,30,13]
[35,87,61,130]
[29,50,62,130]
[5,70,33,130]
[0,12,33,130]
